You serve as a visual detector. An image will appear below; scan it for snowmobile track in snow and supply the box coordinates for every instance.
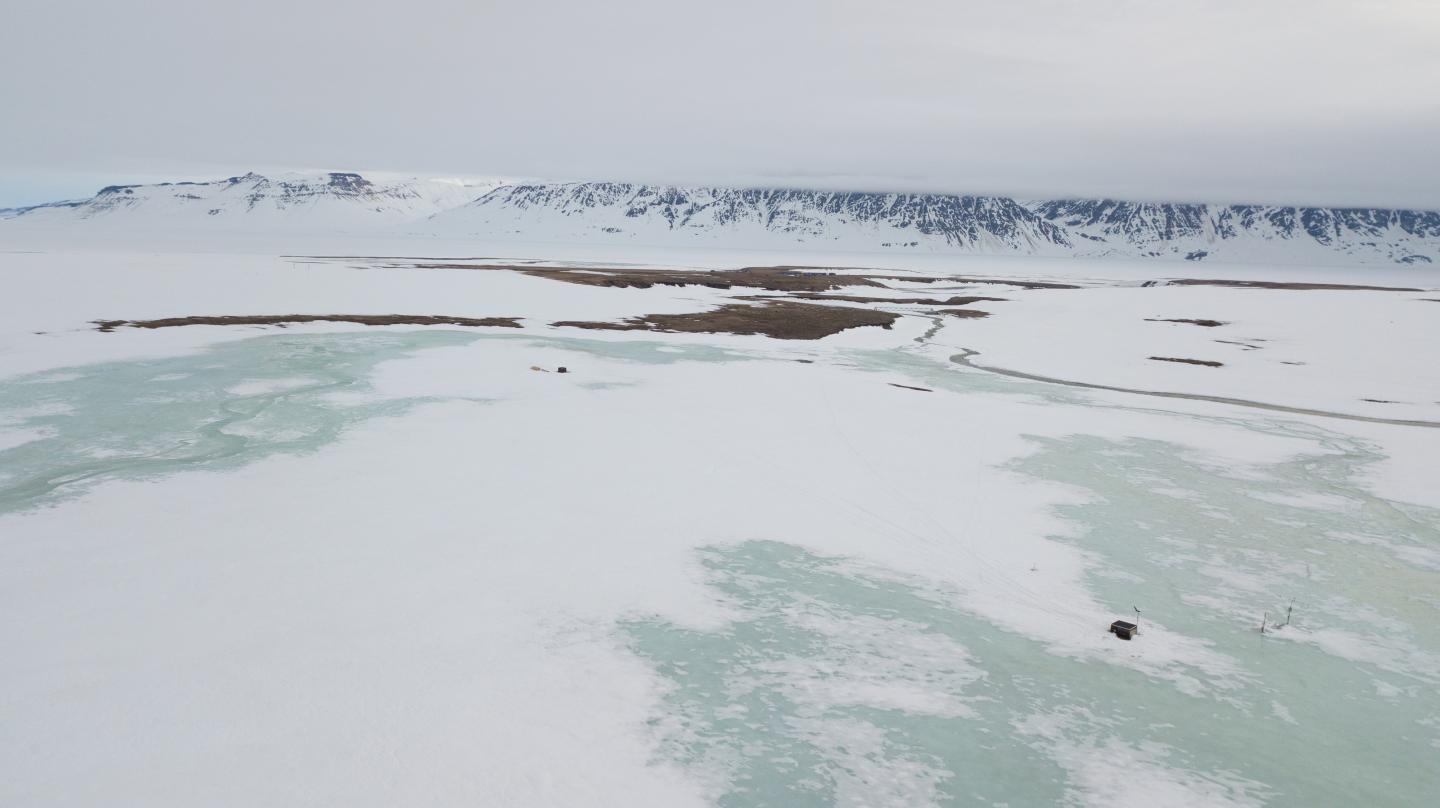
[950,349,1440,429]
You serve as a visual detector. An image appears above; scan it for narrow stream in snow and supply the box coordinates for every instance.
[1,331,1437,806]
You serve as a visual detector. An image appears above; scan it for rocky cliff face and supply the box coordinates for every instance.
[435,183,1073,253]
[1033,199,1439,264]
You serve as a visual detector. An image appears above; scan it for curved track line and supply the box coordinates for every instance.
[948,349,1440,429]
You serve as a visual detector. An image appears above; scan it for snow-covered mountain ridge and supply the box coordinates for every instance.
[1033,198,1440,265]
[430,182,1439,266]
[430,182,1073,253]
[1,171,500,231]
[6,172,1438,266]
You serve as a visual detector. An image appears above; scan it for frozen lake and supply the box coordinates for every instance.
[3,327,1437,806]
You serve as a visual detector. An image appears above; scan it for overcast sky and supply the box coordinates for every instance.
[2,0,1438,208]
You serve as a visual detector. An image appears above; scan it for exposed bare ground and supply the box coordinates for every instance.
[553,301,898,340]
[773,293,1008,306]
[1145,318,1227,327]
[939,277,1079,290]
[94,314,523,332]
[1150,356,1224,367]
[419,264,888,293]
[161,260,1429,353]
[398,262,1080,291]
[1170,279,1422,292]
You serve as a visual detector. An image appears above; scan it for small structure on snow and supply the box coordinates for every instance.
[557,366,568,374]
[1110,620,1138,640]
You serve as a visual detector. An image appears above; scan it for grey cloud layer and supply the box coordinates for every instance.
[2,0,1438,208]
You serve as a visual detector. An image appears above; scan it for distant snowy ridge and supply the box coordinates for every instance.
[427,182,1073,253]
[428,182,1440,266]
[6,172,1439,266]
[1033,199,1440,266]
[1,171,501,231]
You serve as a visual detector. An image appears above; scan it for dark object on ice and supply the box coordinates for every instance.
[1110,620,1138,640]
[1144,318,1226,327]
[557,366,568,374]
[1149,356,1223,368]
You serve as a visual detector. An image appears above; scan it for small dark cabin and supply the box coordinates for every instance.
[1110,620,1138,640]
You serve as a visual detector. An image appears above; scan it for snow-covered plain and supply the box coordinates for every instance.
[2,240,1439,807]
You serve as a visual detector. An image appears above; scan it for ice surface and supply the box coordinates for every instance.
[1,244,1438,806]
